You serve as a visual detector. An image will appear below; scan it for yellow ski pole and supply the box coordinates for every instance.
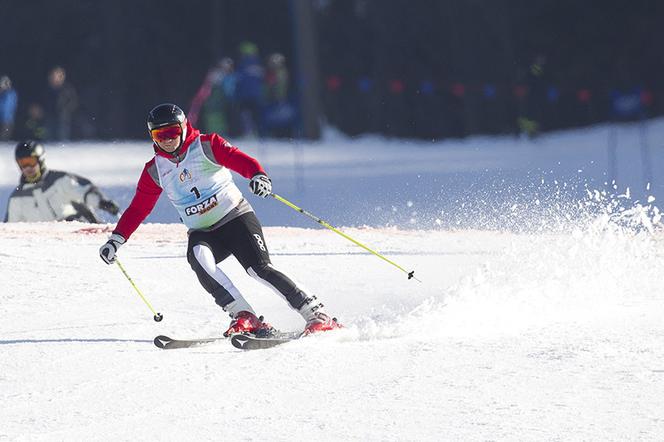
[271,193,419,281]
[115,258,163,322]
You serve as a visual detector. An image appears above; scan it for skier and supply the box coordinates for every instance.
[98,103,340,336]
[5,140,119,222]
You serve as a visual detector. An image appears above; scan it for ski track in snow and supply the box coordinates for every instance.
[1,221,664,441]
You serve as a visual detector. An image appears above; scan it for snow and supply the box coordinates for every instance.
[2,120,664,440]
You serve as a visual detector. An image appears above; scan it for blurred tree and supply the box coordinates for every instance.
[1,0,662,139]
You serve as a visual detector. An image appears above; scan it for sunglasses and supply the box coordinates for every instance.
[17,157,39,168]
[150,124,183,142]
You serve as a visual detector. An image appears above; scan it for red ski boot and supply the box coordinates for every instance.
[303,312,342,335]
[224,311,275,337]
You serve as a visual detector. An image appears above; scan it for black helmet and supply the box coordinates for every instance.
[147,103,186,130]
[15,140,45,164]
[15,140,46,182]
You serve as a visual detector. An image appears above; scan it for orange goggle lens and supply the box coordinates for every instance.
[151,124,183,142]
[17,157,39,168]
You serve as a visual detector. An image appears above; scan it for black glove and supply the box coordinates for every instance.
[249,173,272,198]
[99,199,120,215]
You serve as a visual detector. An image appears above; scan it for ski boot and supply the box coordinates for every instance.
[303,312,342,335]
[224,311,275,338]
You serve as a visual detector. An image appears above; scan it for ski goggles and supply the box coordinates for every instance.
[150,124,183,142]
[17,157,39,168]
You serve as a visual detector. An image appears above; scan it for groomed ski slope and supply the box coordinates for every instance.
[2,120,664,440]
[2,219,664,441]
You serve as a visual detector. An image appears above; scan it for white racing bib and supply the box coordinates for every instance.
[155,137,243,229]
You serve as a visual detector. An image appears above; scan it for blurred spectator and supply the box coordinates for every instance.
[517,53,548,137]
[20,103,47,141]
[263,53,297,138]
[265,53,289,103]
[5,140,119,223]
[235,41,264,137]
[189,57,237,135]
[44,66,78,141]
[0,75,18,140]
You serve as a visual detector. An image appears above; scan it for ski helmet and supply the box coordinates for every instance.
[147,103,186,131]
[15,140,45,165]
[15,140,46,182]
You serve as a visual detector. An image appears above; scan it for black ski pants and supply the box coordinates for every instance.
[186,212,308,310]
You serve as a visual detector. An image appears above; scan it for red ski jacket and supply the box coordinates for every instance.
[114,122,265,240]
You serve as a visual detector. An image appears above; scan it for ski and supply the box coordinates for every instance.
[153,331,300,350]
[230,332,302,350]
[153,334,226,350]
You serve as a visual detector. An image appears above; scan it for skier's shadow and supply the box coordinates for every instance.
[0,338,152,345]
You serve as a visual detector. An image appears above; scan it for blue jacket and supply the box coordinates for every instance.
[0,89,17,124]
[235,55,264,102]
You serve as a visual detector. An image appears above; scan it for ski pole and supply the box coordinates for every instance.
[270,193,419,281]
[115,258,163,322]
